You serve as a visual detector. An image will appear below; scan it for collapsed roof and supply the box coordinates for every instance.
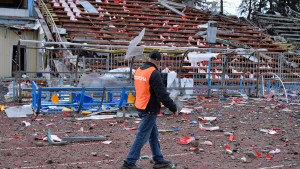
[0,16,40,30]
[253,7,300,52]
[43,0,287,52]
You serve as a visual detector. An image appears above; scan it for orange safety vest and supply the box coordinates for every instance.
[134,67,156,110]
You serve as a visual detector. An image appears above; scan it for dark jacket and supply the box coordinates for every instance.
[135,62,177,114]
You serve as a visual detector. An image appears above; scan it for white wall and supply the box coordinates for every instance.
[0,27,39,77]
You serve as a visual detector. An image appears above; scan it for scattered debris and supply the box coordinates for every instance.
[229,135,235,141]
[5,105,33,118]
[0,75,299,168]
[91,152,98,156]
[198,116,217,122]
[199,140,213,146]
[76,115,116,120]
[259,128,279,135]
[47,129,68,146]
[199,123,220,131]
[102,140,112,144]
[269,148,281,154]
[265,154,273,160]
[177,136,195,145]
[36,142,44,147]
[225,144,233,154]
[180,108,193,114]
[21,121,31,127]
[240,157,247,163]
[0,105,5,111]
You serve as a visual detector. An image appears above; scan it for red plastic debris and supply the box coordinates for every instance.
[198,96,212,102]
[114,0,120,3]
[234,98,243,102]
[276,104,286,109]
[267,91,274,98]
[266,154,273,160]
[253,147,262,158]
[229,135,235,141]
[177,136,195,145]
[271,128,282,134]
[182,117,190,121]
[225,144,231,150]
[62,112,73,117]
[182,16,187,20]
[12,135,21,139]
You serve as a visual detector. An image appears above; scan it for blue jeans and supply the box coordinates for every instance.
[125,112,164,165]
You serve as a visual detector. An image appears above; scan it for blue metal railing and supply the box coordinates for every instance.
[31,81,135,114]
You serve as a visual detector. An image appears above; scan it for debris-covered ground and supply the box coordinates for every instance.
[0,95,299,169]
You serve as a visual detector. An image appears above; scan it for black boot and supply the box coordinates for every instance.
[153,160,172,169]
[121,161,141,169]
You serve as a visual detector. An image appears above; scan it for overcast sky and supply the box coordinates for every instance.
[223,0,242,16]
[206,0,242,16]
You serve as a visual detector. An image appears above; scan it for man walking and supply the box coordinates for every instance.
[121,51,178,169]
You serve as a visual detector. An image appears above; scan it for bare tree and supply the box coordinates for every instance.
[239,0,258,19]
[257,0,267,12]
[220,0,223,14]
[238,0,299,19]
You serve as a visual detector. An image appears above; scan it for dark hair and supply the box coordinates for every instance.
[149,51,162,61]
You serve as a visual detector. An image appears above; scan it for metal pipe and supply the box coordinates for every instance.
[255,51,260,97]
[178,50,189,95]
[74,54,79,86]
[61,136,106,142]
[259,72,289,103]
[19,39,257,52]
[38,0,63,43]
[129,56,135,85]
[19,47,90,50]
[207,59,212,97]
[17,41,22,103]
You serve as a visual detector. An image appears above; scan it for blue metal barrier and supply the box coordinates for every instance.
[31,81,134,114]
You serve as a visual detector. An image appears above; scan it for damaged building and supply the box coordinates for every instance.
[0,0,45,77]
[0,0,299,78]
[253,7,300,52]
[0,1,299,169]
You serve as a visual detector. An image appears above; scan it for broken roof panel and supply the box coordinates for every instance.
[79,1,99,13]
[0,16,40,30]
[254,11,300,50]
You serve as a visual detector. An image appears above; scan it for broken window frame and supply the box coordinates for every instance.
[11,45,27,76]
[0,0,28,9]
